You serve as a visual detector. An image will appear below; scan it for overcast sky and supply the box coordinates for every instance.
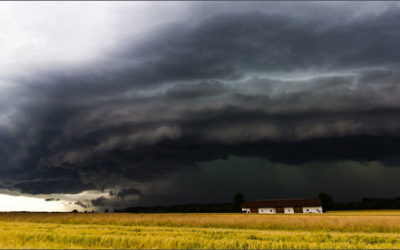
[1,2,400,211]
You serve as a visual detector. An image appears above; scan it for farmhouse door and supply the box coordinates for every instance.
[276,207,284,213]
[294,207,303,213]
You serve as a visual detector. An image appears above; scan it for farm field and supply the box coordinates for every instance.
[0,211,400,249]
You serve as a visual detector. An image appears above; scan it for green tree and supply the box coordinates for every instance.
[318,192,334,212]
[234,192,245,212]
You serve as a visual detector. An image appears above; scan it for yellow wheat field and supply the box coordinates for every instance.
[0,211,400,249]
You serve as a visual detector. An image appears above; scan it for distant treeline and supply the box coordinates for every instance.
[115,203,237,213]
[115,193,245,213]
[114,193,400,213]
[319,193,400,211]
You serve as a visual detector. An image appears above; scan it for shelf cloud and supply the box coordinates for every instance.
[1,2,400,209]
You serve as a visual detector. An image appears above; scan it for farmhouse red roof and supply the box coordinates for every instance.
[241,198,322,208]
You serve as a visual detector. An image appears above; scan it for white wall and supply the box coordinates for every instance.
[284,207,294,214]
[302,206,323,213]
[258,207,276,214]
[242,208,251,213]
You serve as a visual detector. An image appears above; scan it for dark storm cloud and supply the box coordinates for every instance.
[164,81,228,100]
[1,3,400,203]
[45,198,60,202]
[135,156,400,205]
[117,188,143,198]
[75,201,87,208]
[118,8,400,83]
[14,180,96,195]
[91,196,106,207]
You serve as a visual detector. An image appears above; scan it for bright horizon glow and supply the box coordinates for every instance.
[0,190,116,212]
[0,193,68,212]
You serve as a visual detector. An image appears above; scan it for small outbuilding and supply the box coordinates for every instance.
[241,198,323,214]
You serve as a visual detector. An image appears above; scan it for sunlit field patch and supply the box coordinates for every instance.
[0,211,400,249]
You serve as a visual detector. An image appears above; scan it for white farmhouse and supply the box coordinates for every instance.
[241,198,323,214]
